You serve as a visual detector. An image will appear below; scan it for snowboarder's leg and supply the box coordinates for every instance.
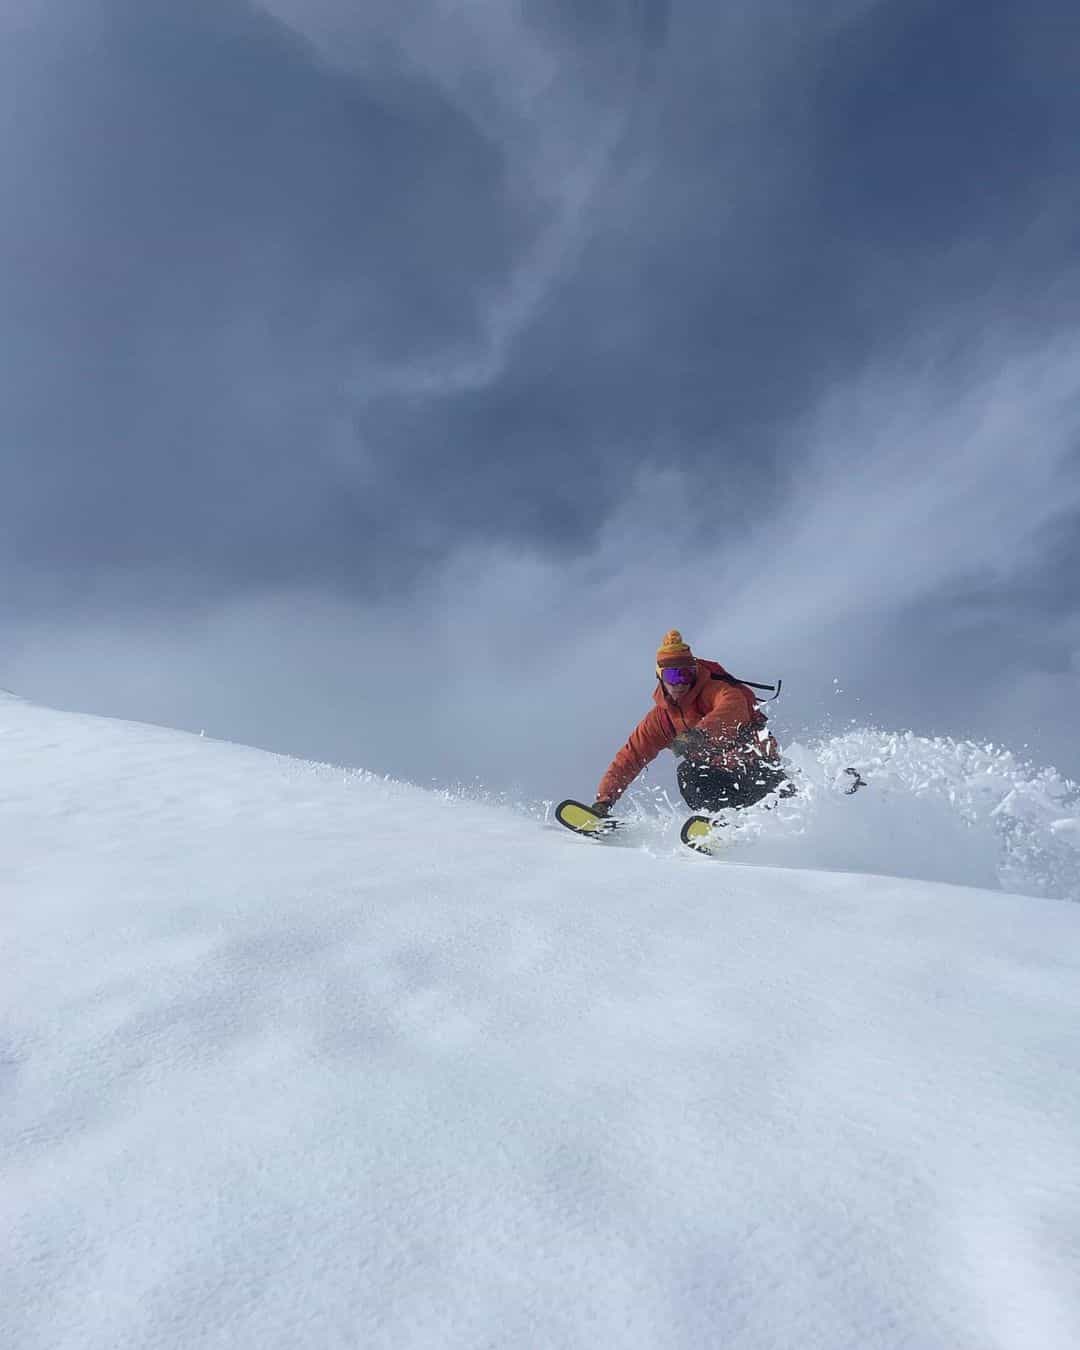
[677,762,793,813]
[676,763,741,813]
[732,764,794,808]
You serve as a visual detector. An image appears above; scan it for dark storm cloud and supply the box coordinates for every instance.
[4,0,543,591]
[7,0,1076,604]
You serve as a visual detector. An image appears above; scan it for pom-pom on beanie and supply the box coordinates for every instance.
[655,629,695,669]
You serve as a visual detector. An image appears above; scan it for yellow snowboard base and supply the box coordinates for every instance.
[680,814,727,854]
[555,799,618,837]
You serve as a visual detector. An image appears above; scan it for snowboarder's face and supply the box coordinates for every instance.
[660,666,696,698]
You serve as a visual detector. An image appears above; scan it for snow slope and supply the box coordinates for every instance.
[3,691,1079,1350]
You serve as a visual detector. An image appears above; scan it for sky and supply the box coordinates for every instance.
[4,0,1080,797]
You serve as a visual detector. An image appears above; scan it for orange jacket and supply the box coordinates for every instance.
[596,659,779,805]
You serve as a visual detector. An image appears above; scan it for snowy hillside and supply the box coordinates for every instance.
[3,691,1080,1350]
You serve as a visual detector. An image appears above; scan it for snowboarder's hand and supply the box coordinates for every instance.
[590,799,612,818]
[672,728,708,758]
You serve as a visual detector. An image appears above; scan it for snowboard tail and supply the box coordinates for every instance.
[555,799,619,838]
[680,814,727,855]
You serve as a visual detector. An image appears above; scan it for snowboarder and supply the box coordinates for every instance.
[591,630,792,817]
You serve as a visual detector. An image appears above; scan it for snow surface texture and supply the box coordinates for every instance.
[3,690,1079,1350]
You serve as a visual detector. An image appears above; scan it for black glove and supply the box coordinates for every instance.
[590,799,612,818]
[671,728,708,759]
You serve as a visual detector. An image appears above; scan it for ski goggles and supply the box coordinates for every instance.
[659,666,697,686]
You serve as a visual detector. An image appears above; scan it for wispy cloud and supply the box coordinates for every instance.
[719,330,1080,638]
[254,0,657,397]
[9,324,1079,792]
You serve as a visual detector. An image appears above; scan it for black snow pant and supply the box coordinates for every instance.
[677,760,793,813]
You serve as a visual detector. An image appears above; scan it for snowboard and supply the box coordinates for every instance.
[679,814,729,855]
[554,799,620,838]
[557,770,866,856]
[555,799,726,856]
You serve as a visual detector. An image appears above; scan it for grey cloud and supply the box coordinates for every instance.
[8,0,1078,599]
[8,325,1079,796]
[5,0,537,584]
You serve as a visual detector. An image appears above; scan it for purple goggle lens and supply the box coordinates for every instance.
[660,666,696,686]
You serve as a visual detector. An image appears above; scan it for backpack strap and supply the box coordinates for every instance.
[710,671,783,701]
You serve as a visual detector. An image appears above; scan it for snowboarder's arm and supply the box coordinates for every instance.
[696,683,756,743]
[595,707,675,806]
[698,684,780,762]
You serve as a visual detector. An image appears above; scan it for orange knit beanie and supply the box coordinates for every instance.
[655,629,695,670]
